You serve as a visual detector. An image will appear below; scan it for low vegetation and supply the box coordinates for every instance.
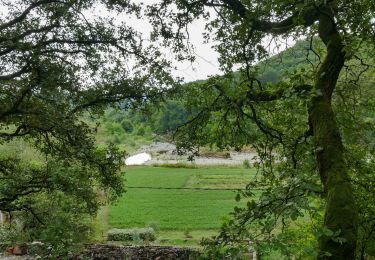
[107,228,156,242]
[104,166,256,246]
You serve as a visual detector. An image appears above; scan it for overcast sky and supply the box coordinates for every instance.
[105,2,222,82]
[168,20,221,82]
[2,2,374,85]
[0,1,220,82]
[1,1,296,83]
[110,1,292,82]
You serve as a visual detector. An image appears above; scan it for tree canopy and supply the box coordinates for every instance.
[1,0,375,258]
[137,0,375,258]
[0,0,174,252]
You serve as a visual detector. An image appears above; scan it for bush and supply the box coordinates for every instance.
[27,241,46,256]
[107,228,155,242]
[135,126,146,136]
[121,120,133,133]
[153,162,197,169]
[243,159,251,169]
[147,221,160,231]
[200,151,231,159]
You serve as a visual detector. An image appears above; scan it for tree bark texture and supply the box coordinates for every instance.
[308,5,358,259]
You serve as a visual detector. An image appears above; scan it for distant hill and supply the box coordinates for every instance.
[94,39,321,151]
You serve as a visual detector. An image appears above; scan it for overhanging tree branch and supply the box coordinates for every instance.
[0,0,62,30]
[220,0,319,34]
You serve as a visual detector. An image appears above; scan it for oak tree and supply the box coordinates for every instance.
[141,0,375,258]
[0,0,171,249]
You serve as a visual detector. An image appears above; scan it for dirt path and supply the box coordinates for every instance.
[93,204,109,241]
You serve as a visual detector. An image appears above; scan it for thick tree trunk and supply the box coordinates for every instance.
[308,5,358,259]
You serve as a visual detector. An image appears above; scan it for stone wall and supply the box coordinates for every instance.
[71,244,197,260]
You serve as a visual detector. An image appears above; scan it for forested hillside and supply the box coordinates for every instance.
[95,40,321,151]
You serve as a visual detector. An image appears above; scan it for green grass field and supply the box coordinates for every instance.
[105,166,256,245]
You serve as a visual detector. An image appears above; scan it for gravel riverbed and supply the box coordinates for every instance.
[127,142,257,166]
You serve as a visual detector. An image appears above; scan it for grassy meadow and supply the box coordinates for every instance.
[99,166,256,246]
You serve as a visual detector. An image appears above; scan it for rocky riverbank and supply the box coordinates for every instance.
[127,142,257,166]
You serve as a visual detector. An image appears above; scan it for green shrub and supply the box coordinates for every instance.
[107,229,133,241]
[27,241,46,256]
[243,159,251,169]
[153,162,197,169]
[112,135,122,144]
[105,122,125,136]
[121,120,134,133]
[107,228,155,242]
[135,126,146,136]
[200,151,230,159]
[147,221,160,231]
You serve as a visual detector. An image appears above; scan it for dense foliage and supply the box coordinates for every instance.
[94,100,190,150]
[136,0,375,258]
[0,0,173,255]
[1,0,374,259]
